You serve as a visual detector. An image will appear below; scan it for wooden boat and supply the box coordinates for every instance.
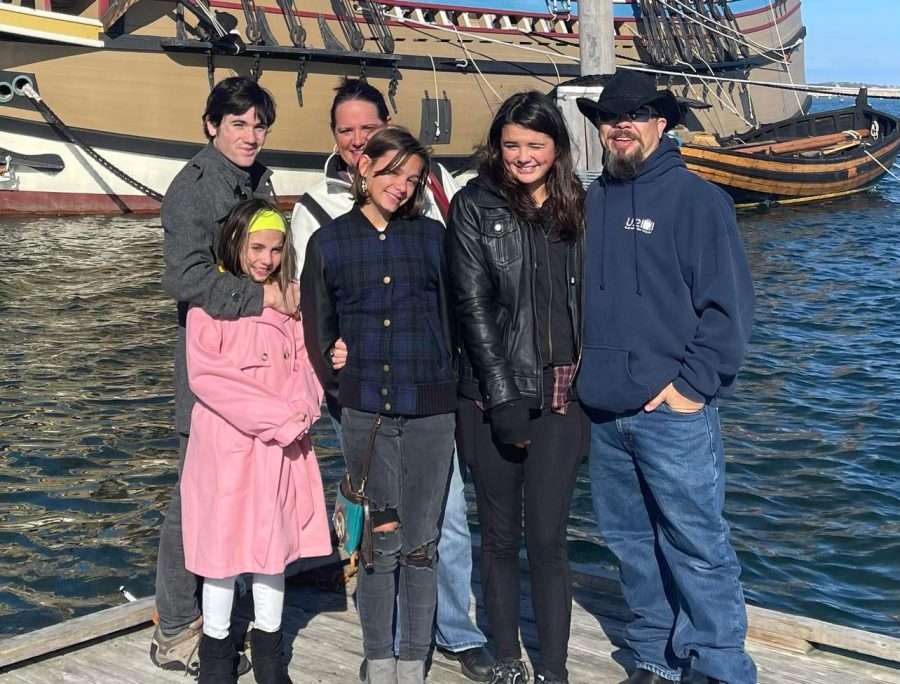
[0,0,808,215]
[680,90,900,209]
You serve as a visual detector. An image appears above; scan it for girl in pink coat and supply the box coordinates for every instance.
[180,198,331,684]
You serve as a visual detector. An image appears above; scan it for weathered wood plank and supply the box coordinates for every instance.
[3,562,900,684]
[748,604,900,665]
[0,597,154,670]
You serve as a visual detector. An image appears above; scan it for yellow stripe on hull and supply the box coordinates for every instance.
[0,4,102,48]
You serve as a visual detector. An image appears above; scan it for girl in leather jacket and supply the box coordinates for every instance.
[446,91,589,684]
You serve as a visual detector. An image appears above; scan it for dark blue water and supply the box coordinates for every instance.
[1,97,898,640]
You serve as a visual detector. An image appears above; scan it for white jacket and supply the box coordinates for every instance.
[290,153,460,276]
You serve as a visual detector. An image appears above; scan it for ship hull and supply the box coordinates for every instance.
[1,0,807,214]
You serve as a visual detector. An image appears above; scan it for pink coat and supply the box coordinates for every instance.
[180,305,332,579]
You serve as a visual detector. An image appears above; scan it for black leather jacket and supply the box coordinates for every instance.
[446,177,583,410]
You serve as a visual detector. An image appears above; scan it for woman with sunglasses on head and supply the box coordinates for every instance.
[446,91,589,684]
[290,78,494,682]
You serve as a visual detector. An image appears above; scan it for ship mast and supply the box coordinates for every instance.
[566,0,616,170]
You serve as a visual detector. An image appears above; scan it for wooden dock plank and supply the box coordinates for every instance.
[0,596,154,670]
[2,567,900,684]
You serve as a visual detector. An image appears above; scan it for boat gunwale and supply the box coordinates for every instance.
[682,104,900,169]
[681,136,900,186]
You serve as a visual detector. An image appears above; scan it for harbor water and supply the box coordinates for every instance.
[1,98,898,640]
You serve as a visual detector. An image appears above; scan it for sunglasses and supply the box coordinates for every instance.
[594,106,659,125]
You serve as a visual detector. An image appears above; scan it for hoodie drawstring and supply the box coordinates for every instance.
[598,178,607,290]
[631,182,642,296]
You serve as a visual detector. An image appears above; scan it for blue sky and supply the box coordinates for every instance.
[442,0,899,85]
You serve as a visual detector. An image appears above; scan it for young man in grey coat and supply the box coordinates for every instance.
[151,76,297,676]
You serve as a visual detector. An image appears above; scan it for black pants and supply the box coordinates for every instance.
[456,398,588,679]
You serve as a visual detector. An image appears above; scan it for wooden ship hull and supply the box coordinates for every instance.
[680,92,900,208]
[0,0,808,215]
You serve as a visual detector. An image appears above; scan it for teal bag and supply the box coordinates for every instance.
[334,472,365,555]
[333,415,381,562]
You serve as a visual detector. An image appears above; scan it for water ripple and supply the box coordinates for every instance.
[1,98,899,639]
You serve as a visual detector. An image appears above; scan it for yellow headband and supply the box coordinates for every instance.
[247,209,286,234]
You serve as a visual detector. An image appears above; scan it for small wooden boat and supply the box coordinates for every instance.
[680,90,900,209]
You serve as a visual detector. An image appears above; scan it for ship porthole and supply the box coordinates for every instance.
[12,75,34,97]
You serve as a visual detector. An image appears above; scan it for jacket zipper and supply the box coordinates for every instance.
[526,221,545,409]
[571,239,585,381]
[543,229,553,367]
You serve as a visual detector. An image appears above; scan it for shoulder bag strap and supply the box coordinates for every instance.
[298,192,335,227]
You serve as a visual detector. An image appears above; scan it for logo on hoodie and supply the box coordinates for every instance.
[625,217,656,235]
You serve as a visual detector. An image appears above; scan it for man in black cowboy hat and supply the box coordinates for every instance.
[575,69,757,684]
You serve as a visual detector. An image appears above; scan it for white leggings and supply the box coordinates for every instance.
[201,573,285,639]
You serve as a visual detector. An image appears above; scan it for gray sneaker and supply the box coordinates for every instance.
[150,616,203,675]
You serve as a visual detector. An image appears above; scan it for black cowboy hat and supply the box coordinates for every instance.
[577,70,681,131]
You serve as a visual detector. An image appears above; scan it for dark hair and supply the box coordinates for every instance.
[203,77,276,140]
[351,127,430,219]
[217,198,295,295]
[479,91,584,241]
[329,78,390,131]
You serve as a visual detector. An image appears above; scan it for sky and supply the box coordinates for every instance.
[443,0,900,86]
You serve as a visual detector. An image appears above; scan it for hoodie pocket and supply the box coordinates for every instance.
[577,345,650,413]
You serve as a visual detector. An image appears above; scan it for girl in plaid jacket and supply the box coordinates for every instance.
[301,127,456,684]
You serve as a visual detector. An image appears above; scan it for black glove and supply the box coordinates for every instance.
[489,401,531,446]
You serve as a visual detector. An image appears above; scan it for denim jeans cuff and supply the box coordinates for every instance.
[435,638,488,653]
[636,662,682,682]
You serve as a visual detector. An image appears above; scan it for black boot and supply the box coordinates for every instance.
[250,628,293,684]
[198,633,239,684]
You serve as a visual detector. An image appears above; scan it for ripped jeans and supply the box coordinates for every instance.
[342,408,455,662]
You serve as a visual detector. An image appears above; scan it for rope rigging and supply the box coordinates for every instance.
[390,10,900,101]
[21,84,164,204]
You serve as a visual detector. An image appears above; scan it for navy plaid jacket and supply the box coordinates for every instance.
[301,206,457,416]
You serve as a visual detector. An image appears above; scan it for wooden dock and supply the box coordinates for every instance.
[1,561,899,683]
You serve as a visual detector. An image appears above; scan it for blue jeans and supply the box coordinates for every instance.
[330,413,485,653]
[588,403,756,684]
[434,451,487,651]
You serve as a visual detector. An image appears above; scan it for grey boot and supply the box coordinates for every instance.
[365,657,397,684]
[396,659,425,684]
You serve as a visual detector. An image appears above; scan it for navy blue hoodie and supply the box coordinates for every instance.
[576,136,754,414]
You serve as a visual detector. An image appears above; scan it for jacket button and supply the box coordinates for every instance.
[231,292,239,300]
[570,276,576,284]
[283,351,289,360]
[261,352,268,361]
[383,275,392,285]
[384,402,392,411]
[380,387,389,397]
[378,233,387,241]
[383,319,391,327]
[383,364,391,373]
[493,223,502,232]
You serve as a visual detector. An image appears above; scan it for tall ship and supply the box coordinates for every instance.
[0,0,807,214]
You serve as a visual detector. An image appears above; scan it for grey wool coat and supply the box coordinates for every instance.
[161,143,274,434]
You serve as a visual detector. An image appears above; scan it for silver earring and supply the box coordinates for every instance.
[361,177,368,195]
